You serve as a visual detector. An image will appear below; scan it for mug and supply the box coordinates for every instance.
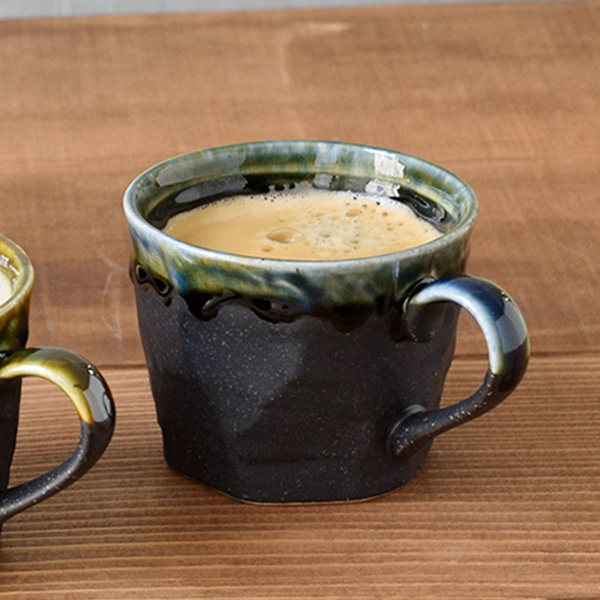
[0,234,115,528]
[124,140,529,503]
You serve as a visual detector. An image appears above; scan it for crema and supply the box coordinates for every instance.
[164,185,441,260]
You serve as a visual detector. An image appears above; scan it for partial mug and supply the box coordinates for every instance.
[0,234,115,528]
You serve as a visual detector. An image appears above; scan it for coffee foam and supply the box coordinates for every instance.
[164,184,441,260]
[0,268,12,306]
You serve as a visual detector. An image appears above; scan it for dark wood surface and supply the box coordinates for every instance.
[0,2,599,598]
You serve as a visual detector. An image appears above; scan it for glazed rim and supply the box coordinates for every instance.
[123,140,479,270]
[0,233,34,314]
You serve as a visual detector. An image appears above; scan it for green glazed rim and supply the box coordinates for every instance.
[0,234,34,351]
[123,140,478,307]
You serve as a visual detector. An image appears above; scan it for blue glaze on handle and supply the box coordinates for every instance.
[409,276,528,375]
[389,275,529,459]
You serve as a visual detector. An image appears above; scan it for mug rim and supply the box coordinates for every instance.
[0,234,34,316]
[123,140,478,271]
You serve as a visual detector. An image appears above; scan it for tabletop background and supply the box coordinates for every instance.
[0,1,599,598]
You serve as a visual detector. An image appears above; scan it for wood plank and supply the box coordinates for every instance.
[1,355,598,598]
[0,2,599,365]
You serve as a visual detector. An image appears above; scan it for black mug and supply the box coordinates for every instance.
[124,141,528,503]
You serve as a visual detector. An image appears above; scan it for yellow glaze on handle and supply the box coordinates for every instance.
[0,346,115,525]
[0,347,113,425]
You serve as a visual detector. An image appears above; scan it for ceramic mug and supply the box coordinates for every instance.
[0,234,115,528]
[124,140,529,503]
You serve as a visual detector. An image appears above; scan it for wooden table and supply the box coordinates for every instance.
[1,2,599,598]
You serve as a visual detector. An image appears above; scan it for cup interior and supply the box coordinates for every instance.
[125,140,478,261]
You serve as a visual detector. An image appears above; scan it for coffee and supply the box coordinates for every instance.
[164,184,441,260]
[0,269,11,306]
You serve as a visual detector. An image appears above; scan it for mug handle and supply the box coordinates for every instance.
[389,275,529,459]
[0,347,115,524]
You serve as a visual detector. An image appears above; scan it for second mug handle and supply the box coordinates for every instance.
[0,347,115,524]
[389,275,529,459]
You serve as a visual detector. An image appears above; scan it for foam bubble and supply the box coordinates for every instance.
[267,228,301,244]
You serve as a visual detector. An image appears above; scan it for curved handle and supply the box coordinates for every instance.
[0,347,115,524]
[389,275,529,459]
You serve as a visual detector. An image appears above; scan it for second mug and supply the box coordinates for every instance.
[0,234,115,529]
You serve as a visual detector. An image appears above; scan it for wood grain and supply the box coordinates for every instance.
[1,356,598,598]
[0,1,599,365]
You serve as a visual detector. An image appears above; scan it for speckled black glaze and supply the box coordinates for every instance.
[124,141,529,503]
[0,235,115,529]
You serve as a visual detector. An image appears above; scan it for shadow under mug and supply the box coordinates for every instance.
[0,234,115,529]
[124,140,529,503]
